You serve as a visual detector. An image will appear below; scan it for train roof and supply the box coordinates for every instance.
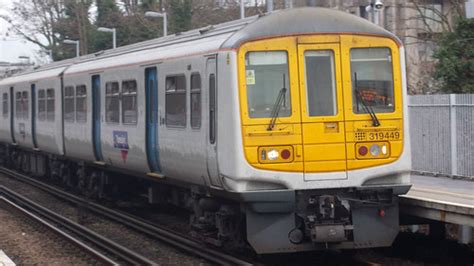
[0,7,399,84]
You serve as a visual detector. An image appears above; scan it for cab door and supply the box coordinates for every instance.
[297,43,348,180]
[205,57,222,187]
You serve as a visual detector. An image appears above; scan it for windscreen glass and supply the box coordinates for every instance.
[245,51,291,118]
[351,48,394,113]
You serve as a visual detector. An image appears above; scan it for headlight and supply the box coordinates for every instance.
[267,149,279,161]
[370,144,381,156]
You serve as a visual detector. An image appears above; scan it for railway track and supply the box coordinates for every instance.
[0,185,155,265]
[0,167,252,265]
[0,195,118,265]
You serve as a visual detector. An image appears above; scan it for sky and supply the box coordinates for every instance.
[0,0,49,64]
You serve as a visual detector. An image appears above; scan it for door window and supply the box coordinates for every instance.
[209,74,216,144]
[304,50,337,116]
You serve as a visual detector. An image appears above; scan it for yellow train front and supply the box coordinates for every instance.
[216,8,411,253]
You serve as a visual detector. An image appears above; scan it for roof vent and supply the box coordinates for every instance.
[199,25,214,35]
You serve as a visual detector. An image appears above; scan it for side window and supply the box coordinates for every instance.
[2,93,8,117]
[122,80,137,125]
[209,74,216,144]
[38,89,46,121]
[105,82,120,123]
[15,92,21,118]
[190,73,201,129]
[76,85,87,123]
[64,86,75,122]
[165,75,186,127]
[22,91,29,119]
[46,88,55,121]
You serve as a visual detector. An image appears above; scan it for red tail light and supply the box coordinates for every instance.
[358,146,368,156]
[281,149,291,159]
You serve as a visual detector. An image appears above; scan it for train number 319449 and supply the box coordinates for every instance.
[368,131,401,141]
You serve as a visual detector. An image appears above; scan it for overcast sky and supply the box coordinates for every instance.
[0,0,48,64]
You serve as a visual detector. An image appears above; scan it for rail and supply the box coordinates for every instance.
[0,185,155,265]
[0,195,118,266]
[0,167,252,266]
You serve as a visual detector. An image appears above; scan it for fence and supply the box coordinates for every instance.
[409,94,474,178]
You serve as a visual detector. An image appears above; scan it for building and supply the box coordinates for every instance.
[278,0,465,94]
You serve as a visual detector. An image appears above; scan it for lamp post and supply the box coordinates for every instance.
[97,27,117,49]
[365,1,384,26]
[240,0,245,19]
[64,39,80,57]
[267,0,273,12]
[466,0,474,18]
[145,11,168,37]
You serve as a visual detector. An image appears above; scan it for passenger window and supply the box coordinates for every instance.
[122,80,137,125]
[46,89,55,121]
[15,92,21,119]
[22,91,29,119]
[38,89,46,121]
[75,85,87,123]
[165,75,186,127]
[304,50,337,116]
[190,73,201,129]
[2,93,8,117]
[105,82,120,123]
[64,86,75,122]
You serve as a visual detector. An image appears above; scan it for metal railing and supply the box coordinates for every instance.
[409,94,474,178]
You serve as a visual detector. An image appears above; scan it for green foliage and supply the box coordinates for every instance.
[169,0,193,33]
[433,18,474,93]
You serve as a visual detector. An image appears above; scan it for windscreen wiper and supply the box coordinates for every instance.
[267,75,287,131]
[354,73,381,127]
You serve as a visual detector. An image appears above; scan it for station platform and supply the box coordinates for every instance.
[405,174,474,207]
[400,174,474,243]
[0,250,15,266]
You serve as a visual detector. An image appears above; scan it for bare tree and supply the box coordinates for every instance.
[0,0,65,53]
[399,0,466,93]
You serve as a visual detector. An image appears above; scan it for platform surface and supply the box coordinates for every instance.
[400,174,474,226]
[0,250,16,266]
[406,174,474,207]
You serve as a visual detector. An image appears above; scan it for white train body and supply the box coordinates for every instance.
[0,8,411,254]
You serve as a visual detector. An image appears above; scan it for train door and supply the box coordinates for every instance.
[145,67,161,174]
[297,43,348,180]
[91,75,104,162]
[31,84,38,149]
[206,57,222,187]
[10,87,16,144]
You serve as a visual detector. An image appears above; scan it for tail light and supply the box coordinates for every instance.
[358,146,368,156]
[281,149,291,159]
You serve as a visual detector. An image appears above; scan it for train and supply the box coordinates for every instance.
[0,7,411,254]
